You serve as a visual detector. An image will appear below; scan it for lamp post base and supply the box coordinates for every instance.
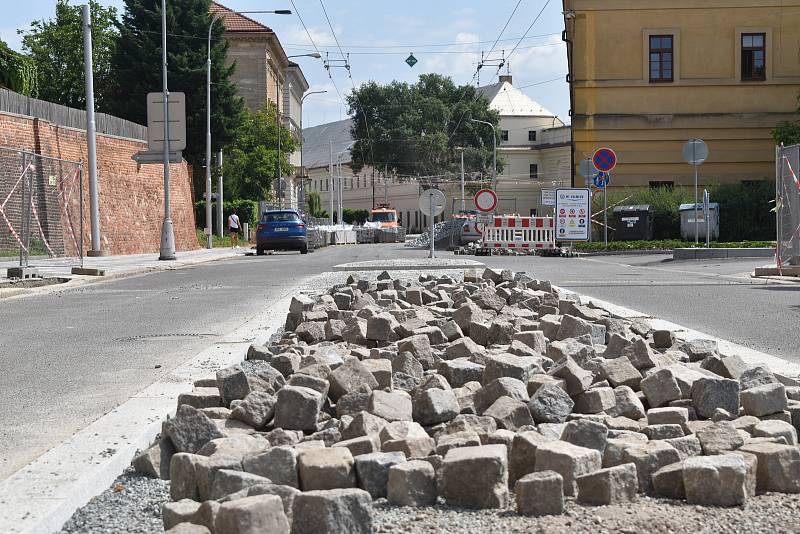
[159,218,176,261]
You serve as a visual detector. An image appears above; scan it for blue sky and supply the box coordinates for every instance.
[3,0,569,128]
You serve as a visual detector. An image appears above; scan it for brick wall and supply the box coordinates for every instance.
[0,112,197,255]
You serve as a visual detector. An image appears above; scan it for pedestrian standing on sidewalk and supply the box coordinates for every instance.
[228,209,241,248]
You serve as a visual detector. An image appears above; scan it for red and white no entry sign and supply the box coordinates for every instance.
[474,189,498,213]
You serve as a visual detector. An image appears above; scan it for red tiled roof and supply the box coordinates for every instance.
[209,1,273,33]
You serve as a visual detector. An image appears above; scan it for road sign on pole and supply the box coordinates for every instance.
[593,171,610,189]
[147,92,187,152]
[683,139,709,245]
[474,189,498,213]
[592,147,617,172]
[420,188,445,259]
[555,188,591,242]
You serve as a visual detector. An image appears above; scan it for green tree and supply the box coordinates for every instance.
[306,190,325,217]
[109,0,245,198]
[19,0,118,110]
[223,103,295,200]
[0,39,38,96]
[347,73,503,177]
[773,94,800,146]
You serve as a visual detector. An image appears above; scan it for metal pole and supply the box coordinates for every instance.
[705,189,710,248]
[603,179,608,247]
[276,73,282,209]
[429,193,434,259]
[159,0,176,260]
[384,165,388,204]
[329,140,334,225]
[299,100,304,215]
[694,162,699,245]
[337,156,343,227]
[79,164,84,268]
[492,130,497,192]
[82,5,102,256]
[217,150,223,238]
[20,152,28,267]
[776,146,782,270]
[460,150,465,211]
[205,15,220,249]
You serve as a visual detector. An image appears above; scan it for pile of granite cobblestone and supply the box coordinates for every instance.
[132,267,800,534]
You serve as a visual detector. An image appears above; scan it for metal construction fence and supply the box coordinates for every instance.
[776,144,800,271]
[0,147,84,270]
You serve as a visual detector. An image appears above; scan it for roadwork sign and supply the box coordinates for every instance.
[555,188,590,241]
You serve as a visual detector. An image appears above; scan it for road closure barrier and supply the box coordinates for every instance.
[482,216,556,251]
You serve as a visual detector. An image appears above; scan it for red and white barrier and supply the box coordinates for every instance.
[482,216,555,251]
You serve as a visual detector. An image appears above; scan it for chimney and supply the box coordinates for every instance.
[499,74,512,85]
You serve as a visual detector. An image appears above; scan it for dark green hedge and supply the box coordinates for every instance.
[592,182,775,242]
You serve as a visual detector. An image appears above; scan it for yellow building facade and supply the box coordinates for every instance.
[563,0,800,187]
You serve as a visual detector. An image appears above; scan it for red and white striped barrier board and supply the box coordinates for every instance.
[482,216,555,251]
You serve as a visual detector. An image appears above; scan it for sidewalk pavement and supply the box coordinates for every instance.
[0,247,249,282]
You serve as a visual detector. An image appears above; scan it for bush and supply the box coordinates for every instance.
[711,181,774,241]
[592,186,691,241]
[343,208,370,225]
[195,199,259,231]
[591,182,774,242]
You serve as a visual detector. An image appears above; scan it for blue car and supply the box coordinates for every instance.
[256,210,308,255]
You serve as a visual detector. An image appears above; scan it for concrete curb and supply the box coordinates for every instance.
[557,286,800,381]
[0,250,244,301]
[673,247,774,260]
[0,272,319,534]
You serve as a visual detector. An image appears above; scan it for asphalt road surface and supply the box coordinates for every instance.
[0,244,796,481]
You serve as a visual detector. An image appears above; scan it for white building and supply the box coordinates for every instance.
[302,77,571,227]
[476,75,571,216]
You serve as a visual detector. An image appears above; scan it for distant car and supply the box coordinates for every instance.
[453,211,481,245]
[256,210,308,255]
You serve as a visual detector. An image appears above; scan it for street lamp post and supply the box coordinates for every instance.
[299,89,327,215]
[280,54,322,210]
[207,9,290,246]
[159,0,175,261]
[471,119,497,191]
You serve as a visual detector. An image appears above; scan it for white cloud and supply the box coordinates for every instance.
[283,24,339,48]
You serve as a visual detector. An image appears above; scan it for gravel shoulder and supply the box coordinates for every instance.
[61,469,800,534]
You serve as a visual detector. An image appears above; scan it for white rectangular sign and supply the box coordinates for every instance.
[147,92,187,152]
[541,189,556,206]
[476,212,492,225]
[555,188,590,241]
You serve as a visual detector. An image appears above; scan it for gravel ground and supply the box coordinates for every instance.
[373,493,800,534]
[59,473,800,534]
[58,468,168,534]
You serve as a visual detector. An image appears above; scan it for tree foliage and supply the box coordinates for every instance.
[306,190,325,218]
[19,0,118,110]
[109,0,245,197]
[773,94,800,146]
[0,39,38,96]
[347,73,503,177]
[223,102,296,201]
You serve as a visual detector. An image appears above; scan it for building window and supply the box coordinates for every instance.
[528,130,537,142]
[501,130,509,142]
[326,179,329,191]
[649,181,674,190]
[529,164,539,180]
[649,35,673,82]
[742,33,766,81]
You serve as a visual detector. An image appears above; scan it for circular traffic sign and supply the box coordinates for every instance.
[592,147,617,172]
[473,189,498,213]
[593,171,610,188]
[419,188,445,217]
[682,139,708,166]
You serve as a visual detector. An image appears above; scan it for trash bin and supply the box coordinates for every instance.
[679,203,719,241]
[613,205,654,240]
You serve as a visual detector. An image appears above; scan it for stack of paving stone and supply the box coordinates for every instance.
[133,268,800,534]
